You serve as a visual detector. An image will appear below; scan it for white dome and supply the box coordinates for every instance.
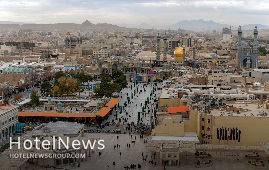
[253,82,261,87]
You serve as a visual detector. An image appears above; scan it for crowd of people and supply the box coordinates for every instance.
[104,82,162,131]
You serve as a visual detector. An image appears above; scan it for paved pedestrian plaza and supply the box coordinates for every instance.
[104,82,163,127]
[79,133,269,170]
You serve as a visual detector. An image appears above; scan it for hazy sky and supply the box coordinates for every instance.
[1,0,269,26]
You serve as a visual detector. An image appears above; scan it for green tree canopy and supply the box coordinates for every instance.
[56,76,78,96]
[72,72,93,83]
[30,91,40,107]
[97,70,127,97]
[112,69,123,80]
[55,71,66,80]
[258,47,269,56]
[112,69,127,89]
[41,81,52,94]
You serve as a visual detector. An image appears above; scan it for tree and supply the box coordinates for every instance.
[56,77,78,96]
[115,75,128,89]
[96,70,127,97]
[51,85,60,97]
[112,69,123,80]
[41,81,52,94]
[73,72,93,83]
[54,71,66,80]
[258,47,269,56]
[72,73,93,98]
[99,72,113,97]
[18,85,26,92]
[112,69,127,89]
[93,88,101,96]
[3,98,8,105]
[30,91,40,107]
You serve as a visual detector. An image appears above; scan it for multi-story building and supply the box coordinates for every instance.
[199,103,269,146]
[168,38,180,50]
[148,111,199,166]
[0,106,18,146]
[65,37,81,49]
[222,27,233,42]
[93,48,109,57]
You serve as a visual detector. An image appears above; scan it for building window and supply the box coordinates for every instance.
[168,154,172,158]
[207,127,211,132]
[202,126,204,130]
[207,119,211,123]
[201,118,204,122]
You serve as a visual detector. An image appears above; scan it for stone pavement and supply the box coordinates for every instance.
[79,133,164,170]
[5,133,269,170]
[77,133,266,170]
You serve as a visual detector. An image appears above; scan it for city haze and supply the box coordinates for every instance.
[1,0,269,28]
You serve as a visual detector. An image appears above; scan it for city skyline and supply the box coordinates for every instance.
[1,0,269,26]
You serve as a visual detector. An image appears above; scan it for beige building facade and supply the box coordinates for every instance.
[200,113,269,146]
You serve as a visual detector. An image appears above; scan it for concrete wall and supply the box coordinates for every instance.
[184,110,198,132]
[199,113,269,146]
[155,119,184,136]
[158,98,180,112]
[212,116,269,146]
[154,116,185,136]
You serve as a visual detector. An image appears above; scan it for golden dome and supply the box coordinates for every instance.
[212,59,218,66]
[174,47,183,56]
[174,47,184,61]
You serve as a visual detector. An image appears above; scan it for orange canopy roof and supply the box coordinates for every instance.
[96,107,111,117]
[168,106,189,114]
[105,98,119,108]
[18,112,96,118]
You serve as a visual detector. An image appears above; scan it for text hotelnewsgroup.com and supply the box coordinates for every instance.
[10,153,86,159]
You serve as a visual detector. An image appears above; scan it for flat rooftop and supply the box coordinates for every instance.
[33,121,84,136]
[160,88,171,98]
[160,88,179,99]
[209,103,269,117]
[0,106,17,115]
[150,133,199,143]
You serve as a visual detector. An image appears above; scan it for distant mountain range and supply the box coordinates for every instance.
[168,19,230,31]
[121,19,269,31]
[241,24,269,30]
[0,21,34,25]
[0,20,126,31]
[0,20,268,31]
[119,23,154,29]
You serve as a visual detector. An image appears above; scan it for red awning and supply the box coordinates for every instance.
[168,106,189,114]
[96,107,111,117]
[105,98,119,108]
